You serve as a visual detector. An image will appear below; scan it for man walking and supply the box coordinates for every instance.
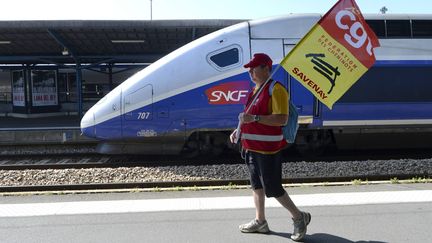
[230,53,311,241]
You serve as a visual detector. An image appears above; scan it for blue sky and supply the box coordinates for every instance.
[0,0,430,20]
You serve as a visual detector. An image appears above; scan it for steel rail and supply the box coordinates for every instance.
[2,147,432,170]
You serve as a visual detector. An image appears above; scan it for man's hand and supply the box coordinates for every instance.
[229,129,238,144]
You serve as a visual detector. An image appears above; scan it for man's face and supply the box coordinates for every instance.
[248,65,269,84]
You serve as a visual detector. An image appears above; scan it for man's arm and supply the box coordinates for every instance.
[260,82,289,126]
[240,83,289,126]
[240,113,287,126]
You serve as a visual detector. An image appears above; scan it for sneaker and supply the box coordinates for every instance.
[291,211,311,241]
[239,219,270,233]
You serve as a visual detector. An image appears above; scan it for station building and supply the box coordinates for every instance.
[0,19,242,118]
[0,19,241,145]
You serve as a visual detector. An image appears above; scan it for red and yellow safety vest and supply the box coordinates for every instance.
[241,81,287,153]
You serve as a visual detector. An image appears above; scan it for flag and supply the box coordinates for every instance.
[280,0,380,109]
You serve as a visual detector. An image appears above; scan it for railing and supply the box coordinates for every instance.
[0,91,103,104]
[59,91,104,102]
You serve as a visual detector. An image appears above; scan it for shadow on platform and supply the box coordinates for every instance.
[270,231,387,243]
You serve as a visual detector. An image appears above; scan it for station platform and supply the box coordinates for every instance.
[0,114,95,145]
[0,183,431,243]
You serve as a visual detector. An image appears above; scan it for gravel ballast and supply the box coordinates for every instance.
[1,158,431,187]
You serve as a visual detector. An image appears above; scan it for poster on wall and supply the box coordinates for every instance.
[12,70,25,107]
[31,70,58,106]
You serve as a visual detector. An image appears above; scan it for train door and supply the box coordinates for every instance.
[122,84,153,137]
[249,39,316,123]
[283,43,316,123]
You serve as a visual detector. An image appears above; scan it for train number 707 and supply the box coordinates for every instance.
[137,112,151,120]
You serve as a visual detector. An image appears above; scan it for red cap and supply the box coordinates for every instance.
[244,53,273,69]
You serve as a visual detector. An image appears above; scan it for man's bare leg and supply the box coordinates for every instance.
[253,189,266,222]
[276,191,302,219]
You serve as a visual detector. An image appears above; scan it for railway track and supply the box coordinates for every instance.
[0,153,245,170]
[0,154,115,170]
[1,147,432,170]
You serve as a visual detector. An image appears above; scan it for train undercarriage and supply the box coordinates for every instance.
[95,126,432,157]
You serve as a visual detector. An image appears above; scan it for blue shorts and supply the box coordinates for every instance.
[243,150,286,198]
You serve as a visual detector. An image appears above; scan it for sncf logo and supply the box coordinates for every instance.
[205,81,250,105]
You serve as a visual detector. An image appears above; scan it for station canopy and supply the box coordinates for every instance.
[0,19,243,65]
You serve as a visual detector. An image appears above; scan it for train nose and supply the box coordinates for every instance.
[80,110,96,138]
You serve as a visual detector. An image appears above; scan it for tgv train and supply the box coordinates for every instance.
[81,14,432,155]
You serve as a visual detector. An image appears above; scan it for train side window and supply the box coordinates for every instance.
[412,20,432,37]
[365,20,386,38]
[207,45,242,71]
[386,20,411,38]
